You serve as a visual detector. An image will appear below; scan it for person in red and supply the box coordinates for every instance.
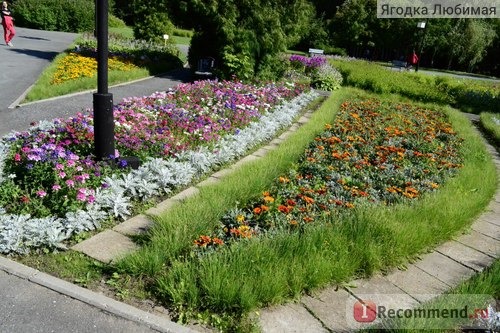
[1,1,15,47]
[406,50,418,70]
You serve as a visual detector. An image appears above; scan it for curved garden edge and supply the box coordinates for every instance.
[259,118,500,332]
[108,87,498,329]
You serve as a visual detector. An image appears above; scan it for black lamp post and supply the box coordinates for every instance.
[415,21,427,72]
[93,0,114,160]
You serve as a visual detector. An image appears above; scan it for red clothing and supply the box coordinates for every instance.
[408,52,418,65]
[1,8,15,44]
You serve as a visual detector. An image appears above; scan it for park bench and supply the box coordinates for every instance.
[391,59,407,71]
[308,48,324,57]
[194,57,215,79]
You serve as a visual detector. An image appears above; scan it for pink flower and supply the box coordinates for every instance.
[36,190,47,198]
[55,163,64,170]
[66,179,75,188]
[52,184,62,191]
[58,171,66,178]
[76,192,86,201]
[14,153,21,162]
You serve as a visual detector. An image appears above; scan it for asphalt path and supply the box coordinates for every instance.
[0,27,191,137]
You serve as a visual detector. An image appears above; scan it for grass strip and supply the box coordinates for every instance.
[480,112,500,148]
[114,88,497,331]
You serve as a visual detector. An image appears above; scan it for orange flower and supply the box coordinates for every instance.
[253,207,262,214]
[194,235,211,247]
[278,205,293,214]
[263,196,275,203]
[303,216,314,223]
[279,176,290,183]
[302,196,315,204]
[212,237,224,246]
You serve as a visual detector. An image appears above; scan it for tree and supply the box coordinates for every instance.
[186,0,315,79]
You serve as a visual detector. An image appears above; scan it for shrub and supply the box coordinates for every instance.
[13,0,94,32]
[108,14,127,28]
[133,12,175,43]
[173,28,194,38]
[311,64,343,91]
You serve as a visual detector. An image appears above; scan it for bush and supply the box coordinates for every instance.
[133,12,175,43]
[108,14,127,28]
[311,64,343,91]
[173,28,194,38]
[13,0,94,32]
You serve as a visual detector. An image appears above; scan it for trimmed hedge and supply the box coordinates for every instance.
[13,0,94,32]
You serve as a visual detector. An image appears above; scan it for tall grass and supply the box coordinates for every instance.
[115,88,497,327]
[480,112,500,148]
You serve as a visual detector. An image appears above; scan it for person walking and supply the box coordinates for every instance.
[1,1,15,47]
[405,50,418,71]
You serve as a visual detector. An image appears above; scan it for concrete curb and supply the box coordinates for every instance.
[0,256,197,333]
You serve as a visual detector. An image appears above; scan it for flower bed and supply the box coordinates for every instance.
[195,97,464,250]
[0,80,316,254]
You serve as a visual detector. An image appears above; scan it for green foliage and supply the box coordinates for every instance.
[173,28,194,38]
[186,0,315,80]
[133,12,175,43]
[221,51,254,81]
[480,113,500,148]
[333,59,500,113]
[310,64,343,91]
[255,54,290,82]
[12,0,94,33]
[108,14,127,28]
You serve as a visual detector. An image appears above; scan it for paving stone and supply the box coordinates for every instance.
[269,137,284,146]
[455,230,500,257]
[486,201,500,215]
[252,147,270,158]
[471,219,500,240]
[301,286,354,332]
[413,252,476,287]
[297,116,310,124]
[72,230,138,263]
[195,176,220,188]
[289,123,300,132]
[385,264,449,303]
[210,167,234,179]
[480,213,500,227]
[259,303,328,333]
[435,240,495,272]
[113,214,153,236]
[278,131,293,140]
[170,187,200,202]
[145,198,178,217]
[231,154,260,169]
[344,276,419,331]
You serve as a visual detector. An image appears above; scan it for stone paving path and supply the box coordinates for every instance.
[70,104,500,332]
